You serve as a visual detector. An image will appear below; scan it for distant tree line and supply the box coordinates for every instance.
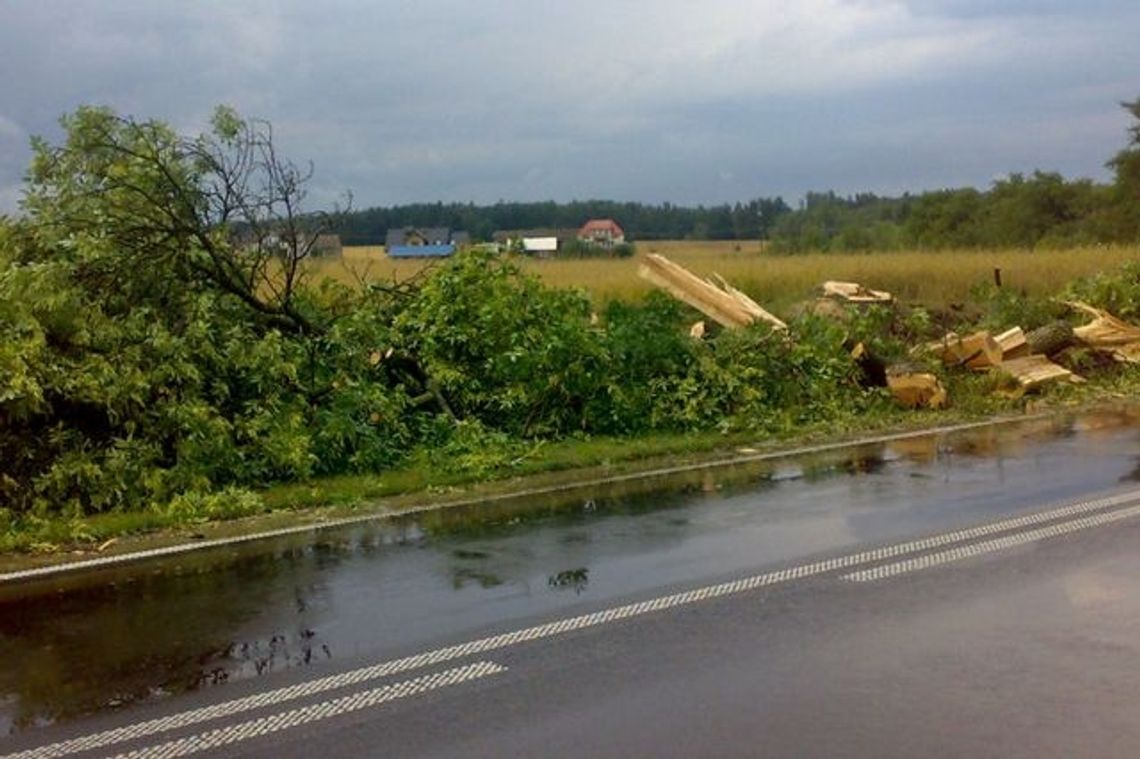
[334,99,1140,253]
[331,198,794,245]
[767,171,1129,253]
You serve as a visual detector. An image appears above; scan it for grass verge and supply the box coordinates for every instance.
[4,373,1139,570]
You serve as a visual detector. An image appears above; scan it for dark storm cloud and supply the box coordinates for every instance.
[0,0,1137,212]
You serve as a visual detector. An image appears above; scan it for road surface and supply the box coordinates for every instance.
[4,414,1140,757]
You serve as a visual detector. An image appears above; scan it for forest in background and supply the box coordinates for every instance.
[334,100,1140,253]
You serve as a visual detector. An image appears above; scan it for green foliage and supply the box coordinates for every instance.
[0,107,414,520]
[647,317,863,434]
[595,292,698,433]
[973,284,1067,332]
[1064,262,1140,321]
[161,487,264,523]
[1103,99,1140,241]
[770,192,912,253]
[905,189,985,248]
[418,418,531,479]
[394,248,608,436]
[8,99,1140,537]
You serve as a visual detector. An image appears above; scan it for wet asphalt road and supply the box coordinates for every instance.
[235,504,1140,758]
[5,414,1140,756]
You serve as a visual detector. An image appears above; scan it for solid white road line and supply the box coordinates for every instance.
[111,661,506,759]
[843,502,1140,582]
[8,488,1140,759]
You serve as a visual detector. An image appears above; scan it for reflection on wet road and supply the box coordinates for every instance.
[2,411,1140,735]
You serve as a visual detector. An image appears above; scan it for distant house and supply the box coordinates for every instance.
[492,228,577,256]
[522,237,559,256]
[385,227,469,258]
[578,219,625,248]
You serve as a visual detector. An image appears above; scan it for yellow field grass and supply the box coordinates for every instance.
[314,242,1140,313]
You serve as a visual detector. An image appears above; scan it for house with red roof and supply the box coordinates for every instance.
[577,218,625,248]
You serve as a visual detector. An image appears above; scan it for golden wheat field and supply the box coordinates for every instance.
[313,242,1140,312]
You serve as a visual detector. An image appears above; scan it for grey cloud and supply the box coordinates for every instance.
[0,0,1137,213]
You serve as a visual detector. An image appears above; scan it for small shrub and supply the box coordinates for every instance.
[160,487,265,523]
[973,283,1067,331]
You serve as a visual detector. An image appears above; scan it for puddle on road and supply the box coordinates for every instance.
[4,409,1140,736]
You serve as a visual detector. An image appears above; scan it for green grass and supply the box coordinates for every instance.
[11,381,1140,565]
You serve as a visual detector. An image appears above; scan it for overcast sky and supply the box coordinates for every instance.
[1,1,1137,213]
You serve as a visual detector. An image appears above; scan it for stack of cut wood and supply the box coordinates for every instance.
[920,322,1082,398]
[638,254,786,330]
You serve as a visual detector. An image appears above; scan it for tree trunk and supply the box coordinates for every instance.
[1025,321,1075,357]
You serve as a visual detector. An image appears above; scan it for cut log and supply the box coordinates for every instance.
[1025,321,1075,357]
[886,367,947,410]
[638,254,786,331]
[1065,301,1140,347]
[821,281,892,303]
[994,327,1030,360]
[995,354,1083,397]
[927,330,1003,370]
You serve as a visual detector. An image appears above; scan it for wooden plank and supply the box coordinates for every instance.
[996,354,1083,397]
[822,280,892,303]
[638,254,786,330]
[639,258,752,328]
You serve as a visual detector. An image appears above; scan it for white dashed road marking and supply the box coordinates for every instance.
[111,661,506,759]
[843,502,1140,582]
[7,488,1140,759]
